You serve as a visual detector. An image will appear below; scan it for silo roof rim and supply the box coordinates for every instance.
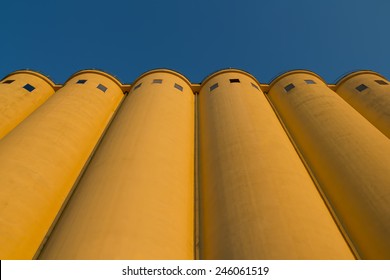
[200,68,261,89]
[65,69,123,88]
[131,68,192,89]
[334,70,387,90]
[1,69,56,88]
[269,70,326,89]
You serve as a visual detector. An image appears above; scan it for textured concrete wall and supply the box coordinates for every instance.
[0,70,55,139]
[0,70,123,259]
[268,70,390,259]
[38,70,195,260]
[198,70,353,259]
[1,68,389,259]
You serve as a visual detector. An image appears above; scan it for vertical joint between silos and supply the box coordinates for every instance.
[194,90,200,260]
[266,71,362,259]
[31,70,126,259]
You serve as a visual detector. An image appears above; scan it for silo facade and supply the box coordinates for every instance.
[1,67,389,260]
[38,70,195,260]
[198,70,353,259]
[268,70,390,259]
[335,71,390,139]
[0,70,123,259]
[0,70,55,139]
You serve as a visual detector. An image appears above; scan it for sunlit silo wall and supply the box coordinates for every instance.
[268,70,390,259]
[1,67,390,260]
[198,70,354,259]
[0,70,55,139]
[335,71,390,139]
[0,70,123,259]
[38,70,195,260]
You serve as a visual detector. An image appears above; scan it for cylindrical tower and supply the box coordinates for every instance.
[0,70,55,139]
[0,70,124,259]
[38,69,195,260]
[268,70,390,259]
[335,71,390,139]
[198,69,353,259]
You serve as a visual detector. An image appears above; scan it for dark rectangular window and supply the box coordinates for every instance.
[97,84,107,92]
[210,83,219,91]
[77,79,87,84]
[3,79,15,84]
[284,83,295,92]
[133,83,142,90]
[174,83,183,91]
[356,84,368,92]
[230,79,240,83]
[152,79,163,84]
[375,79,388,85]
[23,83,35,92]
[251,83,259,90]
[305,79,316,84]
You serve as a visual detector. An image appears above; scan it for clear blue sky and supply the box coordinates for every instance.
[2,0,389,84]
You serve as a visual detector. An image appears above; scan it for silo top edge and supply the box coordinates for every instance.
[200,68,261,88]
[269,70,326,89]
[1,69,57,88]
[131,68,192,89]
[64,69,124,89]
[334,70,387,90]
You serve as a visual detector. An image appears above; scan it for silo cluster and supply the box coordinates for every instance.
[1,68,389,260]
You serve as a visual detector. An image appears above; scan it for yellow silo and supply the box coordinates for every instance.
[0,70,55,139]
[268,70,390,259]
[0,70,124,259]
[38,69,194,260]
[335,71,390,139]
[198,69,354,259]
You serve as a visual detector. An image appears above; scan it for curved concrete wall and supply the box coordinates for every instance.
[38,70,194,260]
[0,70,55,139]
[268,71,390,259]
[1,67,389,260]
[0,70,123,259]
[336,71,390,139]
[198,70,353,259]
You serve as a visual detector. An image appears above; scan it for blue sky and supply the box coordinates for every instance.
[2,0,389,84]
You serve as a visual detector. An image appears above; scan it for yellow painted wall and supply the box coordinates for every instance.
[198,70,353,259]
[268,71,390,259]
[0,70,123,259]
[0,71,55,139]
[1,67,389,260]
[335,71,390,139]
[38,70,194,260]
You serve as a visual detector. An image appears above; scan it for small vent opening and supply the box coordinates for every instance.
[356,84,368,92]
[210,83,219,91]
[284,83,295,92]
